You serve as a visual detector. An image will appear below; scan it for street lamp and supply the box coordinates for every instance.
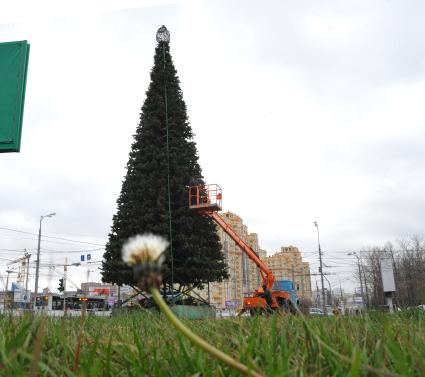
[24,251,31,305]
[337,276,344,310]
[324,275,332,307]
[347,252,368,309]
[314,221,327,315]
[34,212,56,297]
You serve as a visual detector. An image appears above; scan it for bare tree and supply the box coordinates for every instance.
[362,235,425,309]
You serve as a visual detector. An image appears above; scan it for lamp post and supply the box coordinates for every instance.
[324,275,332,307]
[314,221,327,315]
[34,212,56,298]
[24,251,31,307]
[347,252,367,309]
[337,276,344,311]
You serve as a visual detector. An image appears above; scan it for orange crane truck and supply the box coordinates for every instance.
[189,184,297,315]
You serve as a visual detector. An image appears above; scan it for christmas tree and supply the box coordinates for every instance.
[102,26,228,292]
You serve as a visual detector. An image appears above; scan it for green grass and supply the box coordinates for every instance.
[0,310,424,376]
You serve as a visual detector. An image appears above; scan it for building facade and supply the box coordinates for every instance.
[264,246,312,302]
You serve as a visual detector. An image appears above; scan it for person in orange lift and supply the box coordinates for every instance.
[258,284,273,314]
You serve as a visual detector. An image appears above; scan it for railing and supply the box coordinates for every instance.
[188,184,222,211]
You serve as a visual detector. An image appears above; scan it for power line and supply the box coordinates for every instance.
[40,247,104,254]
[0,233,98,247]
[0,248,27,252]
[0,256,16,262]
[28,260,103,267]
[0,226,105,246]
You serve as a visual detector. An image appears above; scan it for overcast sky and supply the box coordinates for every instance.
[1,0,424,294]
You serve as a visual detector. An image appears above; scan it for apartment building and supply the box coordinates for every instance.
[264,246,312,301]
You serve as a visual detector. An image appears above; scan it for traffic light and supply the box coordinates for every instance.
[58,278,64,292]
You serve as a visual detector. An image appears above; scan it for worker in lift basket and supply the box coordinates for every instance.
[259,284,273,314]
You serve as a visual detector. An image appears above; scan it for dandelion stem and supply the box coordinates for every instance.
[151,288,263,377]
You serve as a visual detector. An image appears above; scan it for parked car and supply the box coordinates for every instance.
[216,309,235,318]
[309,307,324,316]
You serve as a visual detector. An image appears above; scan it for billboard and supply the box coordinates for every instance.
[108,297,116,306]
[225,300,239,308]
[11,282,30,303]
[0,40,30,153]
[380,257,396,292]
[93,288,110,296]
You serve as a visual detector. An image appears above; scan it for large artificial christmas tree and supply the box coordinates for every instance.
[102,26,228,292]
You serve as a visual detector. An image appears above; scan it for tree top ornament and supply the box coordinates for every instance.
[156,25,170,43]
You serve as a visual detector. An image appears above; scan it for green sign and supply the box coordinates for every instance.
[0,40,30,153]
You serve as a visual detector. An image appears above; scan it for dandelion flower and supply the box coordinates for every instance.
[122,233,262,376]
[122,234,168,266]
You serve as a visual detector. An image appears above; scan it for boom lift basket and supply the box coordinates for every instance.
[188,184,222,212]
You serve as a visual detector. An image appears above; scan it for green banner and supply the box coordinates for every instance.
[0,40,30,153]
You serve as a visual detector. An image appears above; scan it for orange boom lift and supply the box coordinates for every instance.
[189,184,297,315]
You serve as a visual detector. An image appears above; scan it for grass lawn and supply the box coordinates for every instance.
[0,310,423,376]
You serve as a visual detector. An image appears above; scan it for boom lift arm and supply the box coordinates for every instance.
[189,183,296,314]
[189,184,275,292]
[209,211,274,291]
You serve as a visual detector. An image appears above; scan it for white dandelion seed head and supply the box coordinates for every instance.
[122,234,168,266]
